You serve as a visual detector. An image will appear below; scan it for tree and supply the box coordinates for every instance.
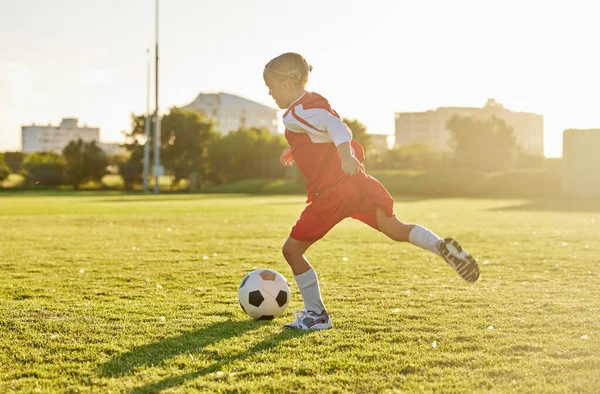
[207,128,288,184]
[372,144,448,170]
[63,139,108,189]
[106,153,128,175]
[83,140,109,183]
[161,107,220,184]
[342,118,372,152]
[446,115,517,171]
[119,155,143,190]
[23,152,65,186]
[122,108,220,188]
[62,140,85,187]
[516,151,544,169]
[3,151,25,173]
[120,115,148,189]
[0,153,10,182]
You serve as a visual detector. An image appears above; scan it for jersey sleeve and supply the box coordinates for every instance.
[300,108,353,147]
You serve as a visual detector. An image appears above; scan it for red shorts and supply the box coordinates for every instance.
[290,173,395,242]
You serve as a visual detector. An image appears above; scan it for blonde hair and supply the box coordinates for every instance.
[264,52,313,86]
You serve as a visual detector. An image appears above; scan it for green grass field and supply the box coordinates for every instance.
[1,193,599,393]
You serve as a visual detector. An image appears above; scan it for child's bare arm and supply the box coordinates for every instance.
[336,142,361,176]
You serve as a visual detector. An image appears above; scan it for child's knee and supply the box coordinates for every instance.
[282,241,296,261]
[282,238,305,260]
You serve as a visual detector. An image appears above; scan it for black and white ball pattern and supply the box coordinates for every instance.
[238,269,290,320]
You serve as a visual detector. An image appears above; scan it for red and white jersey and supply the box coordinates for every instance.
[283,92,364,200]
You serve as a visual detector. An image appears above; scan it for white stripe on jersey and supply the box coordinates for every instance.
[284,104,352,146]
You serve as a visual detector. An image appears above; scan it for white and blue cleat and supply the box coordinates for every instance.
[438,238,480,282]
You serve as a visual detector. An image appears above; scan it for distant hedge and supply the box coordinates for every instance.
[198,168,562,198]
[371,168,561,198]
[2,166,563,198]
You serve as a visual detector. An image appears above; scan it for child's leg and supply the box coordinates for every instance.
[374,207,480,282]
[349,174,479,281]
[281,236,332,330]
[282,237,325,314]
[350,174,441,255]
[374,208,442,256]
[282,237,315,276]
[283,188,350,316]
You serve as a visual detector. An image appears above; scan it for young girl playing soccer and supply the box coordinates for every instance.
[263,52,479,331]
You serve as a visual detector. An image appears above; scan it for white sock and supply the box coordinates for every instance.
[409,225,443,256]
[294,268,326,313]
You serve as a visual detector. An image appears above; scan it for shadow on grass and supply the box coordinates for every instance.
[100,319,307,393]
[101,319,259,378]
[490,198,600,213]
[132,329,306,393]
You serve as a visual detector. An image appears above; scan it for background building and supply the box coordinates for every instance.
[183,92,279,134]
[368,133,394,153]
[395,99,544,156]
[22,118,100,154]
[98,142,127,156]
[562,129,600,197]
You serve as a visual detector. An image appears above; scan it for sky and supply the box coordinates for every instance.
[1,0,599,157]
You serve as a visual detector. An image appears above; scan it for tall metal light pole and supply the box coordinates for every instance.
[153,0,162,194]
[143,48,151,193]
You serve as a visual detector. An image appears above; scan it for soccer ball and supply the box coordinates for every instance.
[238,268,290,320]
